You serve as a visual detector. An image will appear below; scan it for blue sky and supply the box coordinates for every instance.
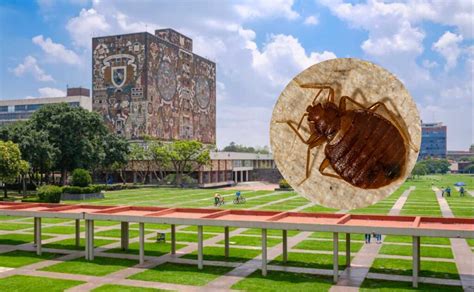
[0,0,472,150]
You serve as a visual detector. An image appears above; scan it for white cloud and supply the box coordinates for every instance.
[251,34,336,86]
[432,31,464,70]
[66,8,110,48]
[12,56,54,82]
[115,12,158,34]
[304,15,319,26]
[38,87,66,97]
[422,59,438,69]
[234,0,299,20]
[32,35,81,65]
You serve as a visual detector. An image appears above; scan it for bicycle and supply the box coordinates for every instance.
[233,196,246,204]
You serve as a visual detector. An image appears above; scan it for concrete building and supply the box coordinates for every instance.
[92,28,216,144]
[419,122,447,159]
[0,88,91,125]
[198,152,280,187]
[447,145,474,161]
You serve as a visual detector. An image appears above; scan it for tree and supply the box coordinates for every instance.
[128,143,151,183]
[101,133,130,184]
[28,103,108,185]
[222,142,270,154]
[149,141,172,183]
[463,164,474,174]
[166,140,210,185]
[417,158,451,174]
[412,162,428,178]
[0,141,25,198]
[0,122,57,184]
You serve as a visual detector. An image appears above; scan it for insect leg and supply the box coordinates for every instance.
[368,102,420,153]
[298,84,335,104]
[297,136,325,186]
[275,119,312,144]
[319,158,341,179]
[338,95,366,112]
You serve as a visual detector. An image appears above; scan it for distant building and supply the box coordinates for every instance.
[419,122,447,159]
[0,88,91,125]
[447,145,474,161]
[92,28,216,144]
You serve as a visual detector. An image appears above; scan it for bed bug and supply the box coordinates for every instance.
[277,84,419,189]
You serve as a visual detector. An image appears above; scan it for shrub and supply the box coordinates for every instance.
[279,179,291,189]
[71,168,92,187]
[63,184,103,194]
[37,185,62,203]
[163,174,196,185]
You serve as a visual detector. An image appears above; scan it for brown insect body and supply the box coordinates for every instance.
[280,85,415,190]
[310,103,405,189]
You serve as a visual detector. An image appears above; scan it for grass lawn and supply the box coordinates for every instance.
[295,239,363,253]
[175,232,213,242]
[129,223,171,230]
[360,278,463,291]
[231,269,334,291]
[128,262,233,286]
[0,215,24,221]
[370,258,460,279]
[0,222,32,231]
[43,238,117,250]
[105,241,186,257]
[379,244,453,259]
[40,256,137,276]
[40,218,73,224]
[181,246,262,262]
[95,229,152,239]
[42,225,85,234]
[270,252,348,270]
[92,284,169,292]
[0,233,52,245]
[217,235,281,247]
[383,235,450,246]
[0,250,60,268]
[0,275,84,292]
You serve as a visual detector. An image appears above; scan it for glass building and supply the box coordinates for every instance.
[419,122,447,159]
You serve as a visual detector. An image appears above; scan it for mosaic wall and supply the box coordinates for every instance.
[92,30,216,144]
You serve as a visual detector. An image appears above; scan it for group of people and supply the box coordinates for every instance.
[364,233,382,244]
[441,186,465,197]
[213,191,242,206]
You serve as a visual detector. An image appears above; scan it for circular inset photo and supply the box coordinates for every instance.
[270,58,421,210]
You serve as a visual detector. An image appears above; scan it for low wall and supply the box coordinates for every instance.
[61,192,104,201]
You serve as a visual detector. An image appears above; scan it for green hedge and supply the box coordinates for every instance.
[71,168,92,187]
[37,185,62,203]
[62,185,103,194]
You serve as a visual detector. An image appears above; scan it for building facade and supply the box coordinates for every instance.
[92,28,216,144]
[419,122,447,159]
[0,88,91,125]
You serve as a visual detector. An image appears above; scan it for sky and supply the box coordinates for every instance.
[0,0,472,151]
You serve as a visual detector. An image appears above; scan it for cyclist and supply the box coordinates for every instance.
[214,193,219,206]
[235,191,241,203]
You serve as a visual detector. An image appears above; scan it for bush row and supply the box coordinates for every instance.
[279,179,291,189]
[37,184,104,203]
[62,185,102,194]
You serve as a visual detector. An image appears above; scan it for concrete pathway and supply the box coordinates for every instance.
[433,187,474,291]
[330,186,415,292]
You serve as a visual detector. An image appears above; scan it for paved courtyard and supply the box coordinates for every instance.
[0,175,472,291]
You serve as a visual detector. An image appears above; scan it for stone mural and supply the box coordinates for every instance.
[92,29,216,144]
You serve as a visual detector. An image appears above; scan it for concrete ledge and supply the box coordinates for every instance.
[199,181,235,188]
[61,192,104,201]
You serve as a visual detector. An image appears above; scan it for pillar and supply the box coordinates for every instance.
[246,170,249,182]
[262,229,267,276]
[199,170,203,184]
[224,227,230,258]
[333,232,339,283]
[89,220,94,260]
[282,230,288,263]
[121,222,129,250]
[171,224,176,255]
[75,219,80,247]
[34,217,41,256]
[198,225,203,269]
[139,222,145,264]
[217,159,221,182]
[346,233,351,267]
[34,217,38,245]
[413,236,420,288]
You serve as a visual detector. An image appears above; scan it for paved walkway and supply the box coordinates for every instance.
[433,187,474,291]
[330,186,415,292]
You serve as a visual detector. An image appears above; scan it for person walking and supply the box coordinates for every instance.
[364,233,371,244]
[441,187,445,197]
[446,186,451,197]
[460,186,465,197]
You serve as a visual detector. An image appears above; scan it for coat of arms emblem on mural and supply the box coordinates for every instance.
[112,66,127,88]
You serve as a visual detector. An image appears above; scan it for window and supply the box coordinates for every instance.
[69,102,80,107]
[0,106,7,112]
[14,105,27,111]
